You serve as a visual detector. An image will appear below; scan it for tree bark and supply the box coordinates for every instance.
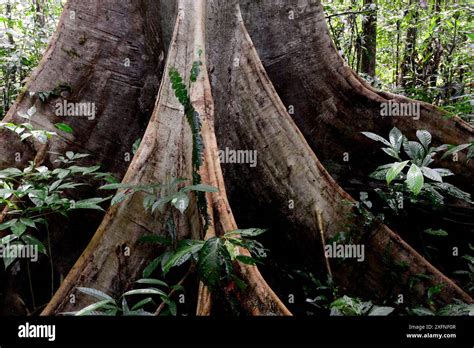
[240,0,472,190]
[0,0,165,314]
[42,0,290,316]
[360,0,377,77]
[211,0,472,306]
[400,0,419,89]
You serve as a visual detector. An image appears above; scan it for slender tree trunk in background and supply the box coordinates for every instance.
[4,1,16,113]
[0,0,471,315]
[5,1,14,45]
[360,0,377,77]
[33,0,46,27]
[400,0,419,89]
[443,10,459,103]
[419,0,442,93]
[395,19,401,85]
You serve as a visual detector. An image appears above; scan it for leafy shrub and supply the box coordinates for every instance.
[362,127,472,209]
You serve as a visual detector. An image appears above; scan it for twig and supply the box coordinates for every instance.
[314,208,333,279]
[45,219,54,298]
[154,266,193,316]
[26,259,36,310]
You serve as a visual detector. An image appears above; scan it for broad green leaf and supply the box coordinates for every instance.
[77,287,115,302]
[49,179,63,192]
[421,167,443,182]
[131,297,155,311]
[409,307,435,316]
[123,288,167,297]
[404,141,425,161]
[3,254,18,269]
[369,166,391,181]
[369,306,394,316]
[121,297,130,315]
[433,168,454,177]
[136,278,169,287]
[0,168,22,178]
[433,182,472,203]
[235,255,261,265]
[231,275,247,290]
[27,106,37,118]
[125,309,155,316]
[171,284,185,293]
[57,182,84,190]
[389,127,403,151]
[406,164,424,195]
[381,147,401,160]
[197,237,232,289]
[54,123,73,133]
[73,197,109,211]
[386,161,409,185]
[142,194,156,211]
[181,184,218,193]
[361,132,391,147]
[162,240,204,274]
[329,296,371,316]
[20,133,32,141]
[468,146,474,162]
[416,130,432,149]
[75,300,115,316]
[224,228,267,237]
[151,195,175,213]
[163,298,177,316]
[21,234,47,254]
[0,219,18,231]
[171,192,189,214]
[142,255,163,278]
[31,131,48,144]
[111,191,131,206]
[11,221,27,236]
[423,229,448,237]
[1,234,18,245]
[100,183,137,190]
[421,153,434,167]
[19,218,36,229]
[441,143,472,160]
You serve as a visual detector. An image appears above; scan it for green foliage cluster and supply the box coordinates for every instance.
[1,0,65,117]
[363,127,473,209]
[78,177,269,316]
[0,118,115,312]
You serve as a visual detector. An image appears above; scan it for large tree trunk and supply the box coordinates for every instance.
[211,0,471,306]
[240,0,472,190]
[0,0,471,316]
[0,0,165,314]
[42,0,290,316]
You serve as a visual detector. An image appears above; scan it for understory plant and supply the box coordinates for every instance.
[362,127,473,210]
[0,118,115,309]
